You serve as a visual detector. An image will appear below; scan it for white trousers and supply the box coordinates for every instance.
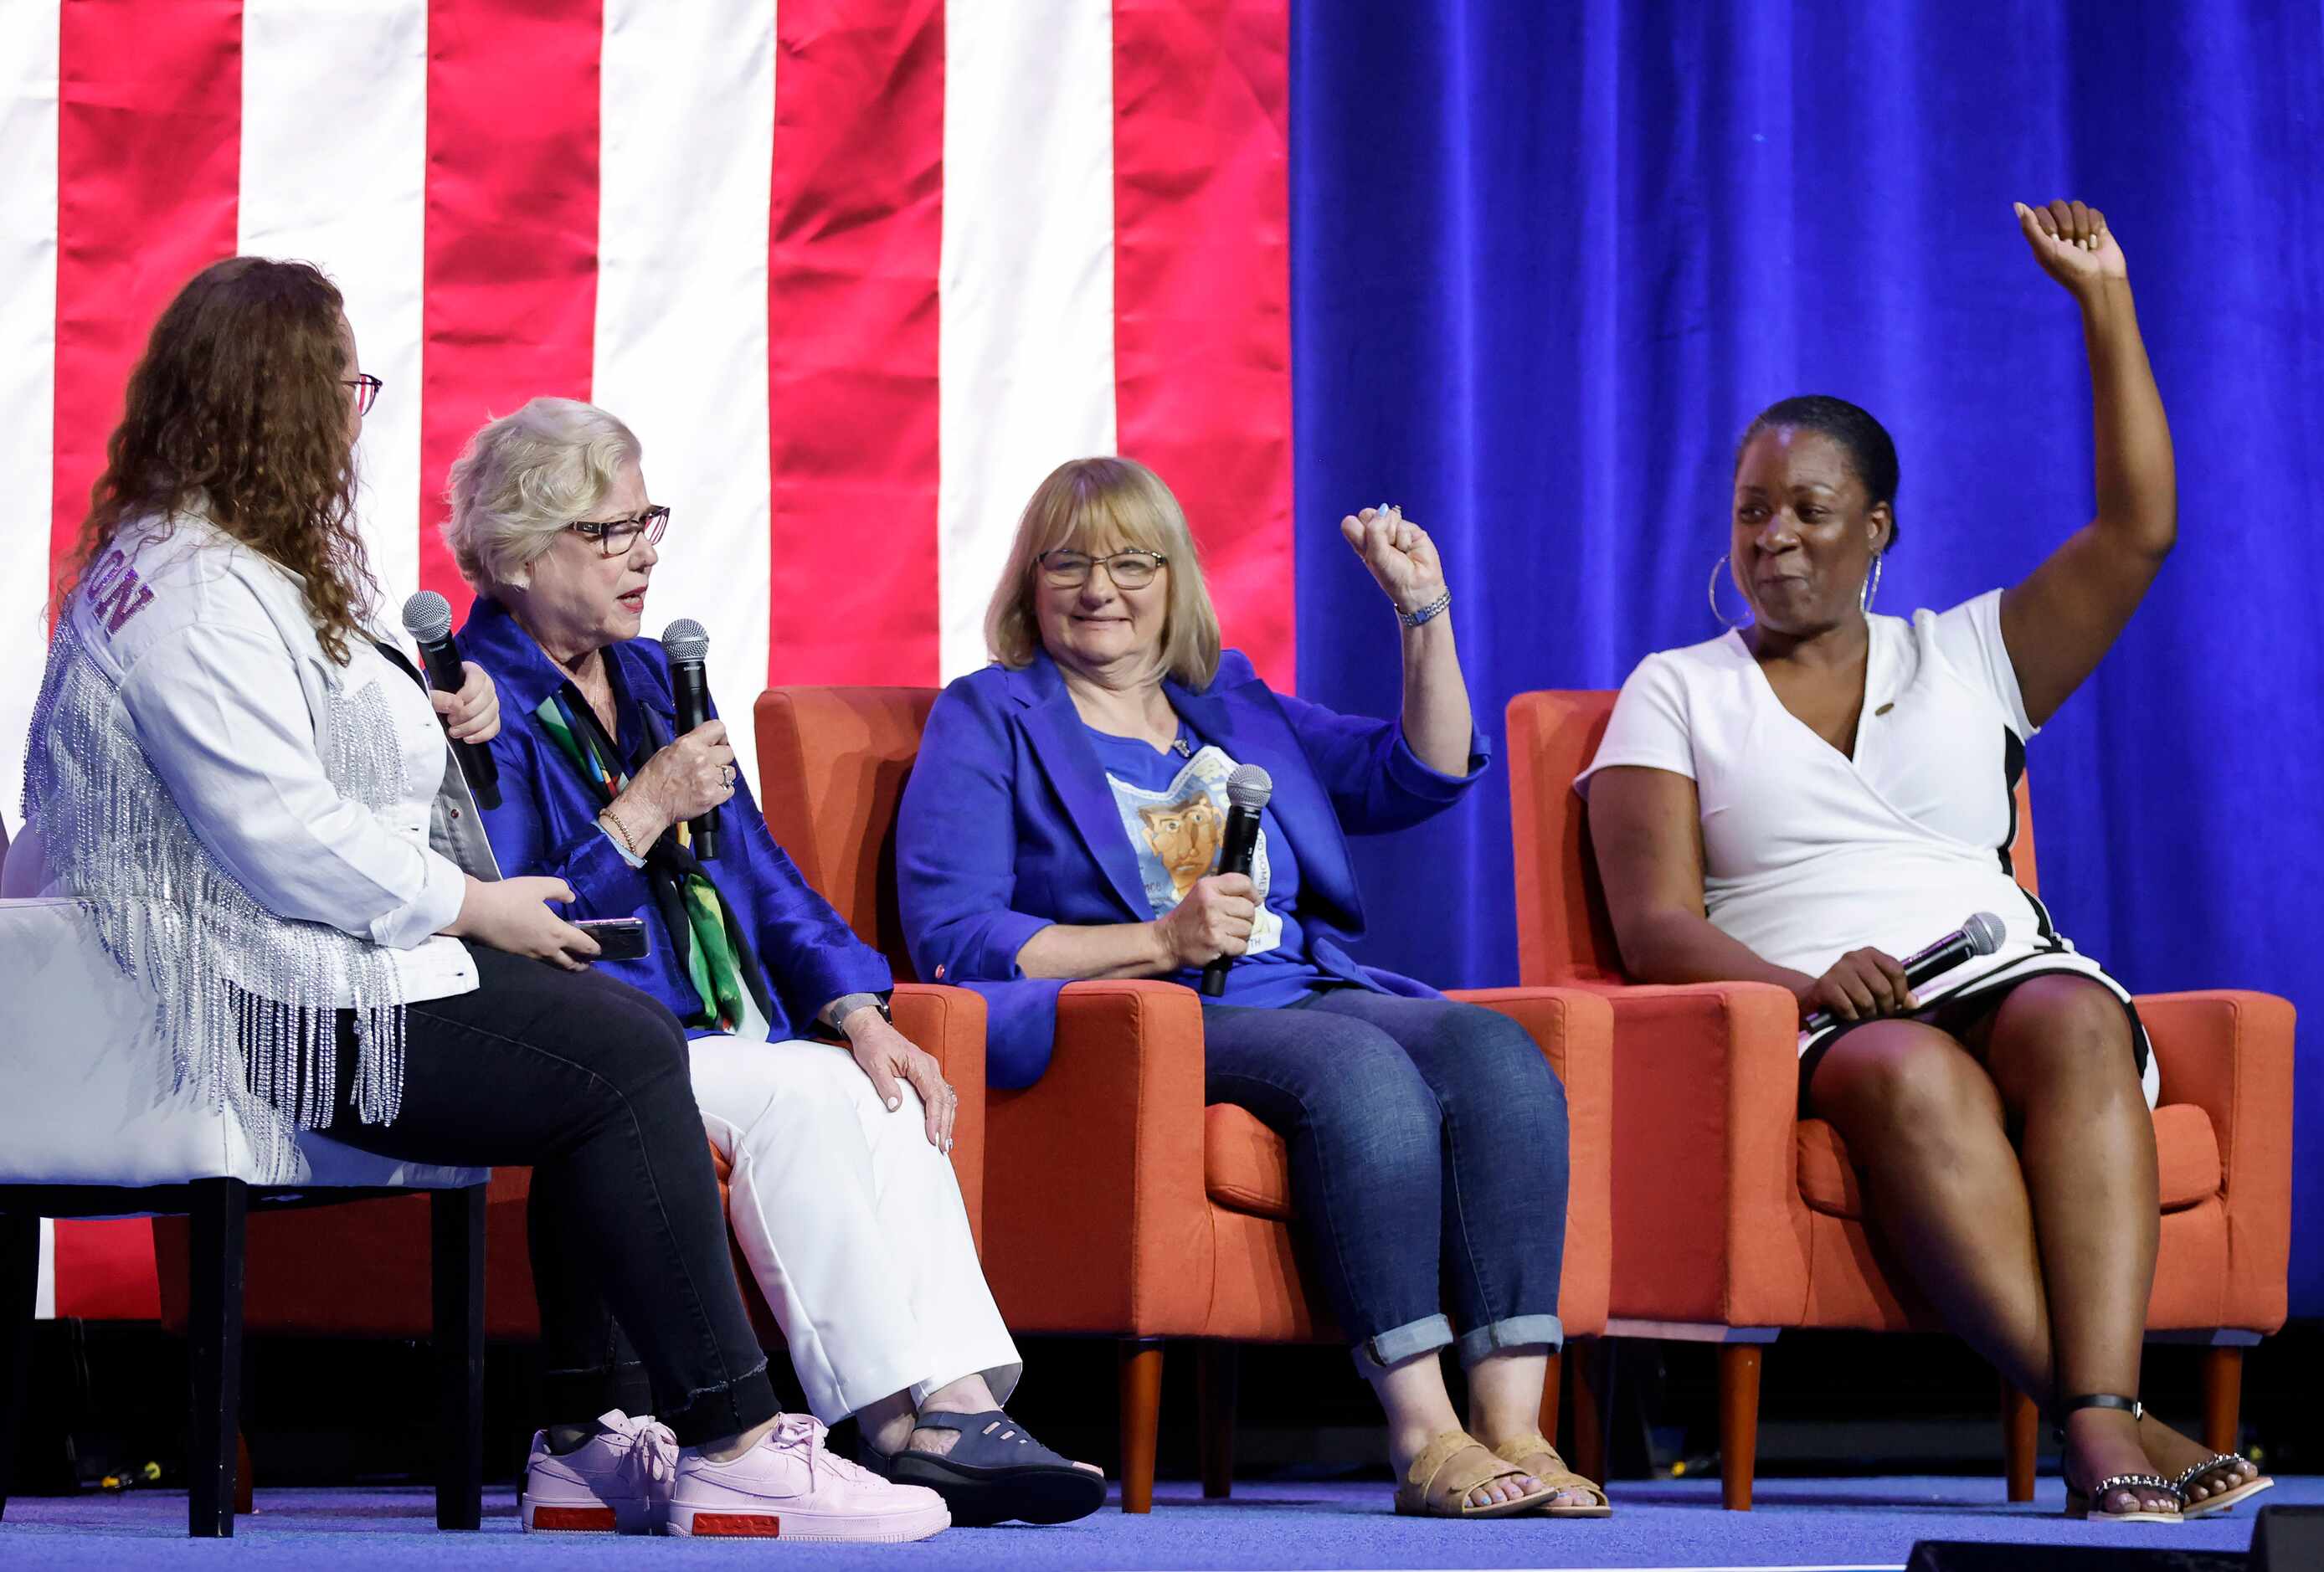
[690,1035,1022,1425]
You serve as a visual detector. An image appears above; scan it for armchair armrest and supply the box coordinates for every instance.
[891,983,989,1246]
[1573,981,1808,1328]
[979,980,1211,1337]
[2138,989,2296,1333]
[1446,987,1614,1337]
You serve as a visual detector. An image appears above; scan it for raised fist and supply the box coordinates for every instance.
[2015,198,2127,294]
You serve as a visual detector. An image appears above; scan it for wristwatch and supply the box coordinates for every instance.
[822,991,893,1032]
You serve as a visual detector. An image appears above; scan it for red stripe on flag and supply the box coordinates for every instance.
[418,0,603,605]
[1112,0,1295,688]
[50,0,244,587]
[54,1219,162,1320]
[767,1,945,686]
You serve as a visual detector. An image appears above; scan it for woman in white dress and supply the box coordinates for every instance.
[1578,202,2265,1523]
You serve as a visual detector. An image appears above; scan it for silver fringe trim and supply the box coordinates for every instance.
[23,617,413,1183]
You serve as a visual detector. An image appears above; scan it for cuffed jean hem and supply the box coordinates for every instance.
[1349,1313,1455,1374]
[656,1359,781,1449]
[543,1359,655,1427]
[1454,1313,1564,1369]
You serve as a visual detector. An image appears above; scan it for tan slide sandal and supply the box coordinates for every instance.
[1393,1429,1545,1519]
[1492,1431,1612,1518]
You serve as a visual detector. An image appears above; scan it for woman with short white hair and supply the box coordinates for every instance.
[445,397,1104,1533]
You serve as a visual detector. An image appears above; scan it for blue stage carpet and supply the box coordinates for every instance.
[3,1474,2311,1568]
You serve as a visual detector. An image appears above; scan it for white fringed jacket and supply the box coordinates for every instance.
[18,510,486,1176]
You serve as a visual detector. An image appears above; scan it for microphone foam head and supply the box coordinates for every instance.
[399,589,453,645]
[1225,764,1273,810]
[661,619,710,664]
[1964,912,2006,956]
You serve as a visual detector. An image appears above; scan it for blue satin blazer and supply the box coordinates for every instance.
[458,596,890,1040]
[897,647,1488,1087]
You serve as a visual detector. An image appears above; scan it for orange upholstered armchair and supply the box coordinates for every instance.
[757,684,1614,1513]
[1504,690,2296,1509]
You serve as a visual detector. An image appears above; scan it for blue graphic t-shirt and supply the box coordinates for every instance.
[1084,720,1332,1009]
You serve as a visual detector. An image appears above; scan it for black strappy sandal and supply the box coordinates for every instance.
[2056,1395,2182,1523]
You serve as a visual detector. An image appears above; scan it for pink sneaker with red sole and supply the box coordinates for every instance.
[521,1409,678,1534]
[666,1415,950,1541]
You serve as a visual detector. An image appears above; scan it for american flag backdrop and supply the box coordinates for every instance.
[2,0,1293,1318]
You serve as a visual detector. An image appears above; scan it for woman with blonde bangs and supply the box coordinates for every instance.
[982,458,1221,687]
[898,457,1608,1521]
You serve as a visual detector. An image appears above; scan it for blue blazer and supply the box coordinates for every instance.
[897,648,1488,1087]
[458,596,890,1040]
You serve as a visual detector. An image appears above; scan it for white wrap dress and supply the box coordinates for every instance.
[1577,589,2157,1107]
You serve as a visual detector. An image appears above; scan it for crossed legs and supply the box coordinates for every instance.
[1803,975,2234,1514]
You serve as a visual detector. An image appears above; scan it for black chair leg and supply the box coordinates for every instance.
[431,1185,486,1532]
[187,1178,247,1539]
[0,1209,39,1523]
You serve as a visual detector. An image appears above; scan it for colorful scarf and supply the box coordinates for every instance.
[532,671,769,1032]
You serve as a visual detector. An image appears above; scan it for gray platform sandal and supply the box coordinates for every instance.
[861,1410,1106,1527]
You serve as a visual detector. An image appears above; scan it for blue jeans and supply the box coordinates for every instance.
[1199,988,1570,1371]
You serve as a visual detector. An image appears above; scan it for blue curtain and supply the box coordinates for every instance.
[1290,3,2324,1311]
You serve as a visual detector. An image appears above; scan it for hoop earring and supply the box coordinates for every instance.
[1708,552,1748,628]
[1860,552,1884,613]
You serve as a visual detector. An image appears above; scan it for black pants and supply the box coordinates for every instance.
[321,944,777,1446]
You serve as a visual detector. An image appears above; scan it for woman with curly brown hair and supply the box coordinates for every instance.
[15,257,950,1541]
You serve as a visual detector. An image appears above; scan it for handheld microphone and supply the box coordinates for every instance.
[1201,765,1273,998]
[1802,911,2007,1034]
[400,590,501,809]
[661,619,719,860]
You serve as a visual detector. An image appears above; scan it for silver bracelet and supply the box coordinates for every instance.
[824,992,892,1032]
[1400,588,1452,628]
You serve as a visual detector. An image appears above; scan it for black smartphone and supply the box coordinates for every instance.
[573,917,651,961]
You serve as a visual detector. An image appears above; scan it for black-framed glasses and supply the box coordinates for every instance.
[343,373,383,415]
[568,505,671,557]
[1038,547,1167,589]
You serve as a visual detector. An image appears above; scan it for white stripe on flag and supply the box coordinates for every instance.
[937,0,1119,679]
[595,0,776,790]
[0,0,59,829]
[34,1218,54,1319]
[240,0,432,613]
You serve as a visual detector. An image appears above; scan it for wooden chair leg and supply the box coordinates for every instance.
[2200,1345,2244,1456]
[1567,1335,1607,1487]
[234,1431,254,1515]
[1196,1343,1236,1499]
[1118,1339,1163,1513]
[0,1210,39,1523]
[2002,1379,2038,1503]
[188,1178,247,1539]
[431,1186,486,1531]
[1717,1343,1761,1511]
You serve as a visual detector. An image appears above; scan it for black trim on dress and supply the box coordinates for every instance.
[1797,958,2151,1116]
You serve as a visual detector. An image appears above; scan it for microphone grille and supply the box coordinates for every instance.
[661,619,710,663]
[1225,764,1273,810]
[399,589,453,645]
[1964,912,2006,956]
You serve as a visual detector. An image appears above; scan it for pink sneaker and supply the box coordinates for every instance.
[521,1410,678,1534]
[666,1415,950,1541]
